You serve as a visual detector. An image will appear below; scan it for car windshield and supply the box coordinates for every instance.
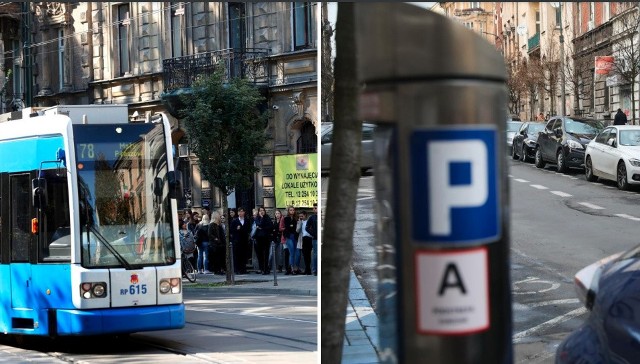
[73,123,176,269]
[564,119,603,135]
[507,122,522,132]
[619,130,640,146]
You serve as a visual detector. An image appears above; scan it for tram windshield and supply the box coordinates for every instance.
[73,123,176,268]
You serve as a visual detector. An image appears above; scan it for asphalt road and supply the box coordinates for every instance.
[323,155,640,363]
[0,291,317,363]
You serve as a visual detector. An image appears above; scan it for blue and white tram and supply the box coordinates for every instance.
[0,112,185,336]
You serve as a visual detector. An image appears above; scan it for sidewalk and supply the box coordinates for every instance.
[182,269,317,296]
[343,271,380,363]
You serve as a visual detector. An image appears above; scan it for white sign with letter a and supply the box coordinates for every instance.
[415,247,489,335]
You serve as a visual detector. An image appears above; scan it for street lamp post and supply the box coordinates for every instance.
[551,2,566,116]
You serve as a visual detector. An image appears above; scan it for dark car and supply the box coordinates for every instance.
[556,244,640,363]
[535,116,605,173]
[512,121,545,162]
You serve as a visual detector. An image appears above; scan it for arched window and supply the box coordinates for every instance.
[296,120,316,153]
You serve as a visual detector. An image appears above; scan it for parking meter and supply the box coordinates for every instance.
[355,4,512,363]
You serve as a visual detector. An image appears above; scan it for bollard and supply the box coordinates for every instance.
[355,4,513,364]
[229,241,235,285]
[272,242,278,286]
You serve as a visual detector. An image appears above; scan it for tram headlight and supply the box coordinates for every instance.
[159,280,171,294]
[92,283,106,298]
[81,282,108,299]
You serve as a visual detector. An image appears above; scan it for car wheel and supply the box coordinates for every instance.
[585,156,598,182]
[557,150,568,173]
[617,161,629,190]
[511,143,518,160]
[535,148,546,168]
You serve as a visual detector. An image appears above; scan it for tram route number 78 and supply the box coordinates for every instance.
[120,284,148,295]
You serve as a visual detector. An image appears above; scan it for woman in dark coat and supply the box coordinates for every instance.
[254,207,274,275]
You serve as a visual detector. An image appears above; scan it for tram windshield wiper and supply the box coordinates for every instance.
[87,224,136,270]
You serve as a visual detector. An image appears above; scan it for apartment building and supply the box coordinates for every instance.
[0,2,317,213]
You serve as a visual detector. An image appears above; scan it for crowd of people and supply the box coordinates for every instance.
[179,204,318,277]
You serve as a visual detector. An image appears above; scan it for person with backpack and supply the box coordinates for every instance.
[179,219,196,269]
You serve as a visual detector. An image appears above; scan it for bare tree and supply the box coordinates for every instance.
[505,55,531,116]
[540,38,561,115]
[564,48,593,114]
[611,5,640,124]
[321,3,362,363]
[322,3,335,122]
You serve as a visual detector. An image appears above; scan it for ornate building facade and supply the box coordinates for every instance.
[0,2,317,214]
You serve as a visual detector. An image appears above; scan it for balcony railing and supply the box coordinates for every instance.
[528,32,540,51]
[162,48,269,92]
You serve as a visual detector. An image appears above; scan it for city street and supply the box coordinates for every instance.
[0,290,317,363]
[323,155,640,363]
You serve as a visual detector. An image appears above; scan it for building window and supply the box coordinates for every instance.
[470,2,480,9]
[296,120,317,153]
[117,4,130,76]
[228,3,246,77]
[171,5,184,58]
[58,28,64,90]
[293,2,314,50]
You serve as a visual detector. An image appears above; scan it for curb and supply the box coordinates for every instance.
[183,286,317,296]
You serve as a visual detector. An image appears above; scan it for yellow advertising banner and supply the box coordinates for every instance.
[275,153,318,208]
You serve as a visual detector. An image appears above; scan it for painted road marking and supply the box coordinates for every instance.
[579,202,605,210]
[550,191,572,197]
[616,214,640,221]
[513,307,587,343]
[514,178,530,183]
[526,298,579,308]
[185,307,316,324]
[512,276,560,295]
[530,184,548,190]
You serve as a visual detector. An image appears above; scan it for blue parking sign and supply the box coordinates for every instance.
[410,127,500,245]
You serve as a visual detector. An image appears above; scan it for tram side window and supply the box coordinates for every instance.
[41,171,71,261]
[10,174,30,262]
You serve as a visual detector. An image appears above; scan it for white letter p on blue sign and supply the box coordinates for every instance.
[411,128,500,245]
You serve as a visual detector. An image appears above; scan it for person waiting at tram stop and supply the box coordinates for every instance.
[231,207,252,275]
[306,203,318,276]
[254,207,274,275]
[208,211,226,275]
[282,205,299,275]
[270,209,285,273]
[297,210,313,275]
[195,214,212,274]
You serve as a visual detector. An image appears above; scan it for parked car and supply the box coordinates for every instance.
[506,120,523,155]
[556,244,640,363]
[321,122,376,174]
[584,125,640,190]
[512,121,545,162]
[535,116,605,173]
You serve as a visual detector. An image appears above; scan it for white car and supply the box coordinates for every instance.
[506,120,523,155]
[584,125,640,190]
